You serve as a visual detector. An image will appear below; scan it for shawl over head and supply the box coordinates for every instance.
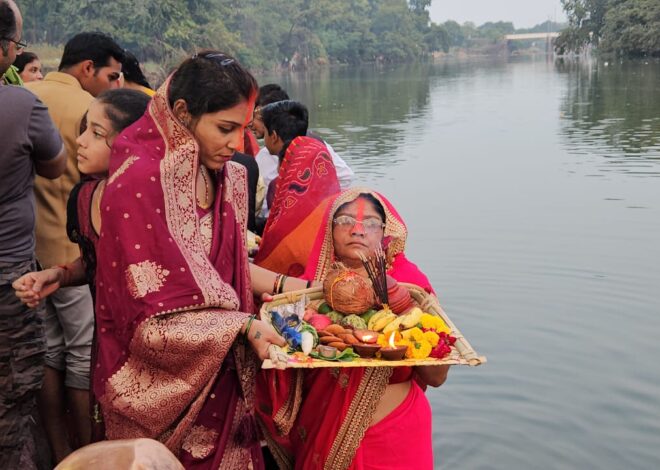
[304,187,433,292]
[94,76,262,466]
[254,135,340,276]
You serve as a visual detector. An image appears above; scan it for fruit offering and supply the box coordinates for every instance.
[265,278,460,366]
[323,264,376,314]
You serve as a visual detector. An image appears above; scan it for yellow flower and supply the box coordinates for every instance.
[423,331,440,347]
[401,327,424,342]
[406,340,432,359]
[420,313,451,334]
[433,316,451,334]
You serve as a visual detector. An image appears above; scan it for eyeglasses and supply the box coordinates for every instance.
[193,52,235,66]
[333,215,385,233]
[2,37,27,52]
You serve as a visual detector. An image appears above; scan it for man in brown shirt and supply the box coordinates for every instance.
[25,32,124,463]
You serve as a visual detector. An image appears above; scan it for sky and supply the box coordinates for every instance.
[429,0,567,29]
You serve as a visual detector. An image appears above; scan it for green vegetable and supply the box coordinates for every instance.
[340,314,367,330]
[360,309,378,324]
[327,311,343,324]
[318,302,332,314]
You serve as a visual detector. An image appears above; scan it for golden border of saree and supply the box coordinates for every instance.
[150,80,239,309]
[323,367,393,470]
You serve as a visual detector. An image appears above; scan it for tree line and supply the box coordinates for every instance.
[557,0,660,57]
[18,0,563,70]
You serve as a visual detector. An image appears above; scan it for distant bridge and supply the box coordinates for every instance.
[504,32,560,41]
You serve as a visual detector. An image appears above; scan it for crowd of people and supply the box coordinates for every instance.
[1,1,449,469]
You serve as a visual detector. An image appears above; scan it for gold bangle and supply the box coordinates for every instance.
[272,274,282,295]
[277,275,288,294]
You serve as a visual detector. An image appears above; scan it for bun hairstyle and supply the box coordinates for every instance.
[168,50,257,118]
[95,89,151,133]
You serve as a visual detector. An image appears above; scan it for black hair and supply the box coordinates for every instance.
[59,32,125,71]
[261,100,308,156]
[168,50,257,118]
[0,0,16,55]
[96,89,150,134]
[257,83,290,107]
[335,193,386,224]
[121,50,151,89]
[13,51,38,73]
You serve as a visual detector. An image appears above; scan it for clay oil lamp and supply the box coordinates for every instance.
[379,331,407,361]
[353,329,378,344]
[352,329,382,358]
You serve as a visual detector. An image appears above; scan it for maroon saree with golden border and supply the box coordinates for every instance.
[94,79,262,469]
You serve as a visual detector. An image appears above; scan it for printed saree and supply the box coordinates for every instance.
[253,136,340,276]
[94,77,263,468]
[258,188,435,469]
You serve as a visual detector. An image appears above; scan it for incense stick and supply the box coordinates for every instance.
[359,249,389,306]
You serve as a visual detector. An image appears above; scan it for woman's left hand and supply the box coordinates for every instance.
[246,318,287,361]
[414,364,450,388]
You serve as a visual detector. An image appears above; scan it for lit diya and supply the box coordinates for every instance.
[379,331,407,361]
[353,329,381,358]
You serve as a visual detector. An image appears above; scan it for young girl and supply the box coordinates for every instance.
[14,89,151,303]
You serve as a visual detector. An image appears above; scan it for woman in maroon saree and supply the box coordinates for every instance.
[258,188,450,469]
[92,52,286,469]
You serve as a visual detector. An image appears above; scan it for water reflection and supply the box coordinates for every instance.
[557,59,660,177]
[261,64,438,182]
[256,59,660,469]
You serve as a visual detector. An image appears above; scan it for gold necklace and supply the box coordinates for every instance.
[197,166,211,209]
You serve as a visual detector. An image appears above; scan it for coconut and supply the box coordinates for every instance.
[323,265,376,315]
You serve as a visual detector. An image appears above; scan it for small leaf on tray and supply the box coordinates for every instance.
[309,347,360,362]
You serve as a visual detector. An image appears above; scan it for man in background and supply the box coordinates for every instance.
[0,1,66,466]
[25,32,124,463]
[251,84,354,221]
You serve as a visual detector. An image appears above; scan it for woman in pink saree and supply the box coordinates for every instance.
[93,52,286,469]
[258,188,450,469]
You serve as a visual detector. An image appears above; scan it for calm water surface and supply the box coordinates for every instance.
[261,58,660,469]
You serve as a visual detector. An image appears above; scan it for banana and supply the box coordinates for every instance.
[373,312,397,332]
[382,315,404,335]
[368,309,390,330]
[400,307,423,329]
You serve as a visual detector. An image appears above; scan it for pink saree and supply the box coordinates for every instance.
[94,77,263,468]
[258,188,436,469]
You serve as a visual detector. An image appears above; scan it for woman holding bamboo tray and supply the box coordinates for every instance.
[258,188,450,469]
[89,52,295,469]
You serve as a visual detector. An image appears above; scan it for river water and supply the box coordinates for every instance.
[261,57,660,469]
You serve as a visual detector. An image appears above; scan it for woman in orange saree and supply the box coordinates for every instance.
[253,136,340,277]
[258,188,450,469]
[93,52,286,469]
